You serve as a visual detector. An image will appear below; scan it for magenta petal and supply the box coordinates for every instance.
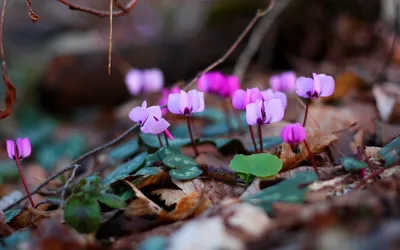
[295,77,315,98]
[209,72,225,93]
[129,106,149,124]
[16,138,24,158]
[280,71,296,91]
[317,74,335,97]
[265,99,284,123]
[143,69,164,93]
[170,86,180,94]
[269,75,280,91]
[189,90,204,113]
[125,69,143,96]
[21,138,31,158]
[168,93,182,114]
[232,89,246,110]
[6,140,15,159]
[164,129,174,141]
[246,101,261,125]
[197,74,209,92]
[274,91,288,108]
[147,105,163,120]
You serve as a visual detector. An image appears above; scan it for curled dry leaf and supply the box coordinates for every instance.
[7,207,61,231]
[373,83,400,123]
[151,189,186,207]
[280,127,338,170]
[135,170,170,189]
[124,181,162,217]
[0,62,16,119]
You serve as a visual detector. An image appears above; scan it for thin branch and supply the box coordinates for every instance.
[58,0,139,18]
[114,0,129,12]
[233,0,294,81]
[108,0,113,76]
[60,164,80,207]
[26,0,39,22]
[4,5,275,210]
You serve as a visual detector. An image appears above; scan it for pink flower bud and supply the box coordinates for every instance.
[281,123,306,144]
[6,138,31,160]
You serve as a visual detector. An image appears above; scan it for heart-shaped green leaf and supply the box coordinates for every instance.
[163,155,198,169]
[230,153,282,177]
[109,138,139,161]
[98,193,126,209]
[243,171,318,212]
[169,166,203,180]
[134,167,160,176]
[342,157,368,171]
[103,152,147,185]
[73,175,102,199]
[64,197,101,233]
[157,146,182,159]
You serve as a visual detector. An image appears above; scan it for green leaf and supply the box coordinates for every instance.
[64,197,101,233]
[157,146,182,159]
[342,157,368,171]
[163,155,198,169]
[169,166,203,180]
[73,175,102,198]
[4,209,21,223]
[230,153,282,177]
[103,152,148,185]
[109,138,139,161]
[98,193,126,209]
[134,167,160,176]
[138,236,168,250]
[379,137,400,168]
[243,171,317,212]
[379,136,400,157]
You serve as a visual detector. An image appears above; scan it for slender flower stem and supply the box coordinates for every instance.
[302,99,311,127]
[157,134,164,147]
[249,125,258,153]
[221,99,232,134]
[186,116,199,156]
[257,124,263,153]
[164,131,169,146]
[14,156,35,207]
[303,141,320,178]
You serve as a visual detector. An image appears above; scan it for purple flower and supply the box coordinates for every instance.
[281,123,306,144]
[6,138,31,160]
[168,90,205,116]
[160,86,180,115]
[219,75,240,98]
[261,89,288,108]
[246,99,284,125]
[295,73,335,99]
[232,88,263,110]
[270,71,296,92]
[197,72,225,94]
[129,101,171,135]
[142,69,164,93]
[125,69,143,96]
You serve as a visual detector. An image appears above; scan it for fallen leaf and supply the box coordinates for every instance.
[374,120,400,145]
[124,181,162,217]
[135,170,170,189]
[151,189,186,207]
[326,72,369,101]
[7,207,61,231]
[373,83,400,123]
[0,63,16,119]
[280,127,338,170]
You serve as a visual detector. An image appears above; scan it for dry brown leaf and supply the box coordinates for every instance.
[280,127,338,170]
[325,72,369,101]
[0,63,16,119]
[7,207,61,231]
[375,120,400,145]
[124,181,162,217]
[151,189,186,207]
[373,83,400,123]
[135,170,170,189]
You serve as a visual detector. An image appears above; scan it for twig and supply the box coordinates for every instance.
[26,0,39,22]
[34,198,61,209]
[233,0,294,81]
[4,5,275,210]
[58,0,139,18]
[60,164,80,207]
[108,0,113,76]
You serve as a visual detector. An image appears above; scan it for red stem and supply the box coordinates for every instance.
[157,134,164,148]
[302,99,310,127]
[249,125,258,153]
[14,156,35,207]
[164,131,169,146]
[187,116,199,156]
[303,141,320,178]
[258,124,263,153]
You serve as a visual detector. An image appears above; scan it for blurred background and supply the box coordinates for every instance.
[0,0,398,190]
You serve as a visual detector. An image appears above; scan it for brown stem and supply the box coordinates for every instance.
[302,99,310,127]
[14,156,35,207]
[108,0,113,76]
[187,116,199,156]
[303,141,320,178]
[157,134,164,148]
[249,125,258,153]
[258,124,263,153]
[164,131,170,146]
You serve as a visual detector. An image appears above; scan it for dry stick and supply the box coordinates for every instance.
[233,0,294,81]
[26,0,39,22]
[114,0,129,12]
[58,0,139,18]
[4,6,271,211]
[59,164,80,207]
[303,141,320,178]
[249,125,258,153]
[108,0,113,76]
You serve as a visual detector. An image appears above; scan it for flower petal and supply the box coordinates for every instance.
[179,90,191,114]
[164,129,175,141]
[129,106,149,124]
[232,89,246,110]
[6,140,14,159]
[295,77,315,98]
[189,90,204,113]
[125,69,143,95]
[16,138,24,158]
[265,99,284,123]
[274,91,287,108]
[246,101,261,125]
[269,75,280,91]
[21,138,31,158]
[151,118,170,134]
[168,93,182,114]
[147,105,163,120]
[244,88,262,106]
[141,115,156,134]
[317,74,335,97]
[280,71,296,92]
[261,89,274,101]
[143,69,164,92]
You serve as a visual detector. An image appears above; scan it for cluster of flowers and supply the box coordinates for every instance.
[125,68,164,96]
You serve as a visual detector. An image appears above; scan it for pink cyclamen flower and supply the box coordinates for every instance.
[262,88,288,108]
[6,138,31,160]
[218,75,240,98]
[142,69,164,93]
[232,88,263,110]
[281,123,306,144]
[246,99,284,125]
[296,73,335,99]
[125,69,143,96]
[197,72,225,94]
[129,101,172,137]
[168,90,205,116]
[270,71,296,92]
[160,86,180,115]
